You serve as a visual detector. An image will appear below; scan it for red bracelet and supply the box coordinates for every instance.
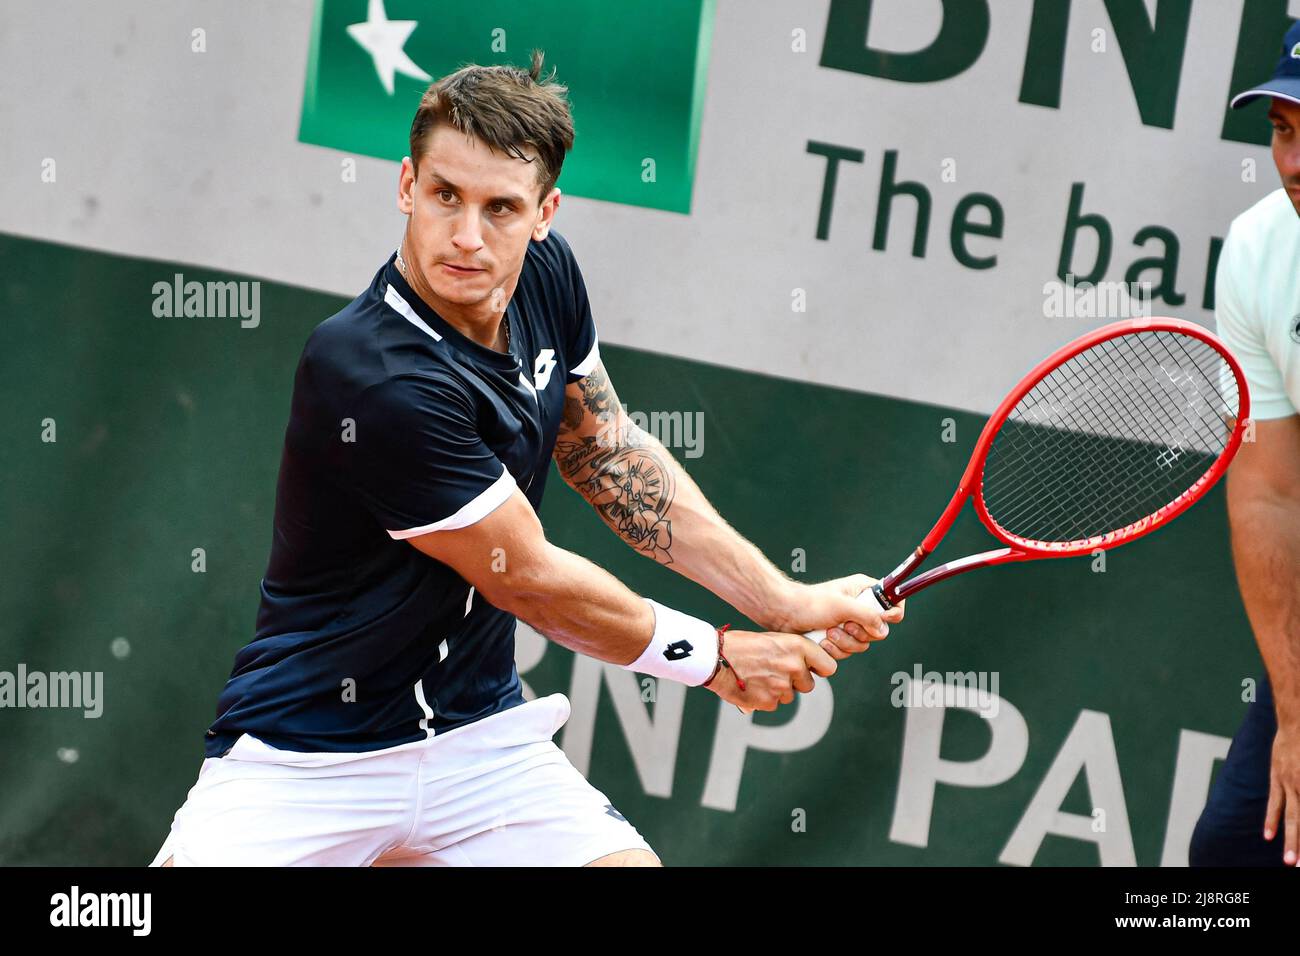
[703,623,745,691]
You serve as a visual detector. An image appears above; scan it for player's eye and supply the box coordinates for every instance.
[489,202,511,216]
[436,189,457,203]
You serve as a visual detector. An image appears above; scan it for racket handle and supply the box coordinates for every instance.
[802,583,889,641]
[735,584,889,716]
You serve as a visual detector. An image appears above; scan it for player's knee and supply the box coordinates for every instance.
[584,848,662,867]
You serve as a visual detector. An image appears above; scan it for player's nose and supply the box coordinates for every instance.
[451,209,486,252]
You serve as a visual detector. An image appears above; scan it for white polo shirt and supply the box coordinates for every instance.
[1215,188,1300,420]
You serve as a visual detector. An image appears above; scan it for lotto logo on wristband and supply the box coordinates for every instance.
[663,640,694,660]
[629,600,718,686]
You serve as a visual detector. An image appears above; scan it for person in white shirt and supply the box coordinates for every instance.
[1189,20,1300,868]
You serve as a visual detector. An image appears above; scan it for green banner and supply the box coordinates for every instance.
[300,0,714,213]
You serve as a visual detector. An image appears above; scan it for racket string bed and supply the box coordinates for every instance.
[985,336,1234,542]
[979,329,1239,546]
[983,362,1202,540]
[991,354,1216,543]
[992,432,1170,542]
[989,356,1192,535]
[986,380,1224,541]
[984,349,1184,514]
[989,424,1193,543]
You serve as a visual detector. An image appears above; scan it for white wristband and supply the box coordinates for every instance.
[623,599,720,686]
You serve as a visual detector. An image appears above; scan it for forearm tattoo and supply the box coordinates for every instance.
[556,366,676,564]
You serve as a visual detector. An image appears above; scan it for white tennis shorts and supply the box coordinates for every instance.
[147,693,653,866]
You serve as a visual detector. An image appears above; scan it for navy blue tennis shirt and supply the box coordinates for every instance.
[204,230,600,756]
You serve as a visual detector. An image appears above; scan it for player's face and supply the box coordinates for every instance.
[1269,98,1300,217]
[399,125,558,309]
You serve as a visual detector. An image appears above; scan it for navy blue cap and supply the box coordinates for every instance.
[1231,20,1300,108]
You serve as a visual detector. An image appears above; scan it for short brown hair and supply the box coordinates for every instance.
[408,50,575,203]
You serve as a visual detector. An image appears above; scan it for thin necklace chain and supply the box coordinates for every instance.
[396,245,511,353]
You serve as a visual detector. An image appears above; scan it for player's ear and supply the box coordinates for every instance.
[398,157,416,216]
[532,188,560,241]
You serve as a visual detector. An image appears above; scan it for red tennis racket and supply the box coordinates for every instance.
[807,316,1251,639]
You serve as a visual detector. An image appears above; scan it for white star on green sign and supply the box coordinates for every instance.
[346,0,431,95]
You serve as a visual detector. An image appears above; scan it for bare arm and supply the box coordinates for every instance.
[552,361,902,647]
[401,488,837,711]
[1225,413,1300,861]
[1228,415,1300,718]
[416,489,656,664]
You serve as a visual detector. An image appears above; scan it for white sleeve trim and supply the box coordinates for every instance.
[569,337,600,378]
[387,466,516,539]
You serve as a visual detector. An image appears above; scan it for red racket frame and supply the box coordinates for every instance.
[870,317,1252,610]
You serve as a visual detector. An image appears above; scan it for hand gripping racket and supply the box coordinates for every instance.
[805,316,1250,636]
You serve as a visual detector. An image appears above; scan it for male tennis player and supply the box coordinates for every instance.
[148,53,902,867]
[1188,22,1300,868]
